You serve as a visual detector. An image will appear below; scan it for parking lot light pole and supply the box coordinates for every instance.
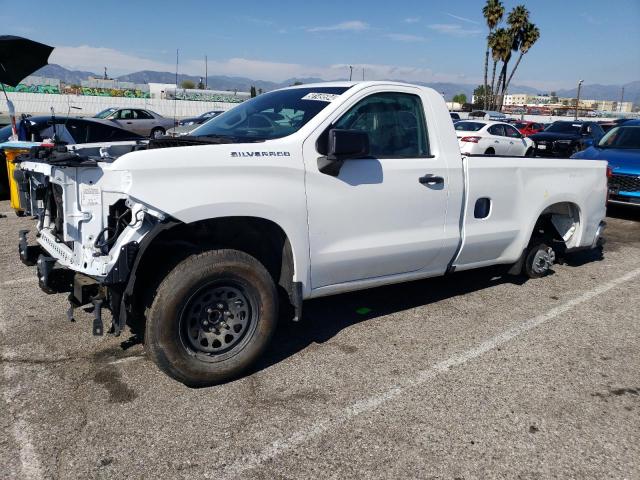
[575,79,584,120]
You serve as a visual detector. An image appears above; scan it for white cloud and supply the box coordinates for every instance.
[404,17,420,24]
[445,13,480,25]
[385,33,427,42]
[48,44,478,84]
[50,45,176,75]
[428,24,482,37]
[306,20,369,32]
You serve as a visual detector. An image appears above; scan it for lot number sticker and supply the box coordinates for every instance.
[79,184,101,207]
[302,92,340,102]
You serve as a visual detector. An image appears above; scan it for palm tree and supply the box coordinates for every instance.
[491,28,512,110]
[488,31,501,109]
[504,22,540,95]
[482,0,504,109]
[496,5,530,110]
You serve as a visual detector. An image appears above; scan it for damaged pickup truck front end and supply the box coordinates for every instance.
[17,145,171,335]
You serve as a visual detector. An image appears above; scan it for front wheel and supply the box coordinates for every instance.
[524,243,556,279]
[145,249,278,387]
[525,147,534,157]
[150,127,166,139]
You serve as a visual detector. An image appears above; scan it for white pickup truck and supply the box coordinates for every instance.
[16,81,607,387]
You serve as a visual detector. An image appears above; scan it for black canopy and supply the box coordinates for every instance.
[0,35,54,87]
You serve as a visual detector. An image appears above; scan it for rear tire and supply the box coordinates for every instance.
[484,148,495,155]
[524,243,556,279]
[145,249,278,387]
[150,127,165,139]
[525,147,534,157]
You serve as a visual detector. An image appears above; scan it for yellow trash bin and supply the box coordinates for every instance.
[2,142,41,216]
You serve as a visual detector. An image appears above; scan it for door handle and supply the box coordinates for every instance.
[419,174,444,186]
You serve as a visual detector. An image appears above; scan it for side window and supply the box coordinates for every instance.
[136,110,153,119]
[332,92,430,158]
[66,120,90,143]
[118,109,135,120]
[87,122,140,142]
[488,124,505,136]
[504,125,521,138]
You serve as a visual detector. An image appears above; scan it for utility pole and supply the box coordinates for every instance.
[619,86,625,113]
[362,68,364,81]
[574,79,584,120]
[349,65,353,81]
[205,55,208,90]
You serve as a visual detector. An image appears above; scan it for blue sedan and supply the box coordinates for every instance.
[572,120,640,207]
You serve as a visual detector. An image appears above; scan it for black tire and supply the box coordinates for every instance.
[150,127,165,139]
[484,148,495,155]
[145,249,278,387]
[525,147,534,157]
[524,243,555,279]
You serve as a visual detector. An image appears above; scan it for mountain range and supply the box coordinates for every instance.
[34,64,638,106]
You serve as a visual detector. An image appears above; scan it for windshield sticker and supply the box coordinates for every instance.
[301,92,340,102]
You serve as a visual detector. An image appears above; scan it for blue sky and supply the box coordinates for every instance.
[2,0,638,90]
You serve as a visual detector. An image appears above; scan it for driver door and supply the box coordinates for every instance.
[303,88,453,289]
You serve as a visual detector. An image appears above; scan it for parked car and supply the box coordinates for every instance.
[16,81,607,386]
[450,112,461,121]
[455,120,535,156]
[0,116,145,144]
[599,118,632,133]
[94,108,176,138]
[572,119,640,207]
[513,121,545,137]
[167,111,225,137]
[469,110,507,120]
[178,110,224,127]
[0,117,144,202]
[529,121,605,157]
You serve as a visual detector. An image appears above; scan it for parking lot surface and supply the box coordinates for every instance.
[1,200,639,479]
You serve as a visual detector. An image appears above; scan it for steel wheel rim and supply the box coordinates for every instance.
[179,280,257,362]
[531,247,555,275]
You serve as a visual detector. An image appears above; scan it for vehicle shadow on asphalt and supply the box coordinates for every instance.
[248,255,595,378]
[607,204,640,222]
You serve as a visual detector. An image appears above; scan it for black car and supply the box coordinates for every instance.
[1,117,145,200]
[529,121,605,157]
[178,110,224,127]
[0,116,145,144]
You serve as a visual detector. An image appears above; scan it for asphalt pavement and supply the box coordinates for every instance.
[1,200,639,480]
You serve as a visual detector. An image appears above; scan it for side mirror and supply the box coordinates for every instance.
[319,129,370,176]
[328,129,369,161]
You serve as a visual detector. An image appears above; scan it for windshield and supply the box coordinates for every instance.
[191,87,350,141]
[545,122,581,134]
[454,121,485,132]
[94,108,117,119]
[598,126,640,149]
[514,122,528,129]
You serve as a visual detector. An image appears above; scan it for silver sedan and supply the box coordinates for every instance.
[95,108,176,138]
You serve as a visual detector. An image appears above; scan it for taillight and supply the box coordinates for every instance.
[606,166,612,178]
[460,136,480,143]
